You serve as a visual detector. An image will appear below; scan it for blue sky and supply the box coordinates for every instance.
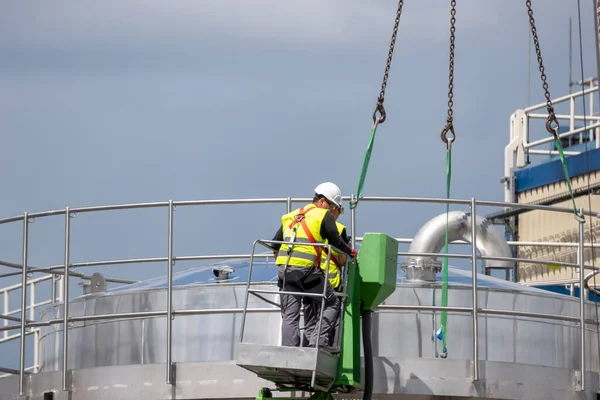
[0,0,598,370]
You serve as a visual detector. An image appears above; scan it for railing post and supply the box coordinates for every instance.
[166,200,174,384]
[3,292,8,340]
[286,197,292,213]
[19,213,29,396]
[29,280,37,373]
[470,198,479,382]
[29,282,35,320]
[33,330,40,373]
[578,209,586,391]
[51,274,57,304]
[350,195,356,251]
[62,208,71,392]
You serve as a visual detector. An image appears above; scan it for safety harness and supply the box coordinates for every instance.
[285,205,322,268]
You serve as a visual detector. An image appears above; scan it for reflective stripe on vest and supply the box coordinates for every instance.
[320,222,346,289]
[275,205,327,268]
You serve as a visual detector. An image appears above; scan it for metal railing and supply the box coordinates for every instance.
[504,84,600,202]
[239,238,347,392]
[0,195,598,395]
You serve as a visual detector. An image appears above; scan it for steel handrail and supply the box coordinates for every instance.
[0,302,593,333]
[523,86,598,113]
[0,195,596,394]
[1,196,597,227]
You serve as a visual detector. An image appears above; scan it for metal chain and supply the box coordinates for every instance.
[372,0,404,124]
[441,0,457,148]
[526,0,560,137]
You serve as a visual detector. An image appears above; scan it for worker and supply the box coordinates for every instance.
[270,182,356,352]
[302,203,349,348]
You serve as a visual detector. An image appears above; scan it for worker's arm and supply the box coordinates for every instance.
[271,226,283,257]
[320,212,354,256]
[336,227,349,265]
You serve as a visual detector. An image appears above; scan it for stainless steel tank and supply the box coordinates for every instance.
[4,210,597,399]
[36,259,600,375]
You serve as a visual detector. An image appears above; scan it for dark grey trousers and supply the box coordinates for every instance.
[277,265,339,347]
[302,287,341,347]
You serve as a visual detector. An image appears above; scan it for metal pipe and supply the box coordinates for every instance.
[312,246,331,388]
[166,200,174,385]
[0,215,32,225]
[69,257,166,268]
[529,149,581,156]
[406,210,513,272]
[398,251,471,260]
[471,199,479,382]
[527,113,600,120]
[70,201,169,214]
[174,307,277,317]
[286,197,292,213]
[476,199,600,218]
[19,213,29,396]
[0,314,30,323]
[239,240,259,344]
[351,195,356,251]
[523,86,598,112]
[51,274,57,305]
[175,254,270,262]
[2,292,7,340]
[578,211,586,391]
[32,329,39,373]
[0,366,31,376]
[0,301,595,334]
[34,308,281,328]
[248,288,325,300]
[7,233,600,277]
[378,304,600,325]
[174,198,289,207]
[1,195,598,231]
[314,246,331,347]
[524,122,600,148]
[479,254,588,270]
[505,241,600,248]
[344,196,471,206]
[61,208,71,392]
[523,278,581,287]
[0,268,137,284]
[0,254,271,278]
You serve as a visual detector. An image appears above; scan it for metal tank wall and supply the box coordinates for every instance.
[38,280,281,371]
[36,260,600,376]
[516,171,600,283]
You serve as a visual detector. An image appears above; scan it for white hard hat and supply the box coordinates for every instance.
[314,182,344,213]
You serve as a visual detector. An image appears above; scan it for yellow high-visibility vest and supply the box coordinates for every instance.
[275,204,328,268]
[320,222,346,289]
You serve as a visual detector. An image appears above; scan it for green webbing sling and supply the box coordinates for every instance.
[553,137,583,221]
[352,120,379,208]
[440,144,451,357]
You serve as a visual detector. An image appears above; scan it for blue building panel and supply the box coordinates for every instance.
[515,146,600,193]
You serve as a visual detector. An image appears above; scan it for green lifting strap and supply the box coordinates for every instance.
[440,145,451,357]
[553,138,584,221]
[352,121,379,209]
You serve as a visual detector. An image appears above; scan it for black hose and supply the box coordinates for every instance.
[362,310,374,400]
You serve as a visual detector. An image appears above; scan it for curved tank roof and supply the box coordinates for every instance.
[107,253,548,295]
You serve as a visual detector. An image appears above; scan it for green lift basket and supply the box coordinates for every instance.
[236,233,398,399]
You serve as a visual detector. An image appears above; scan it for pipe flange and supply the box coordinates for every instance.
[400,258,442,282]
